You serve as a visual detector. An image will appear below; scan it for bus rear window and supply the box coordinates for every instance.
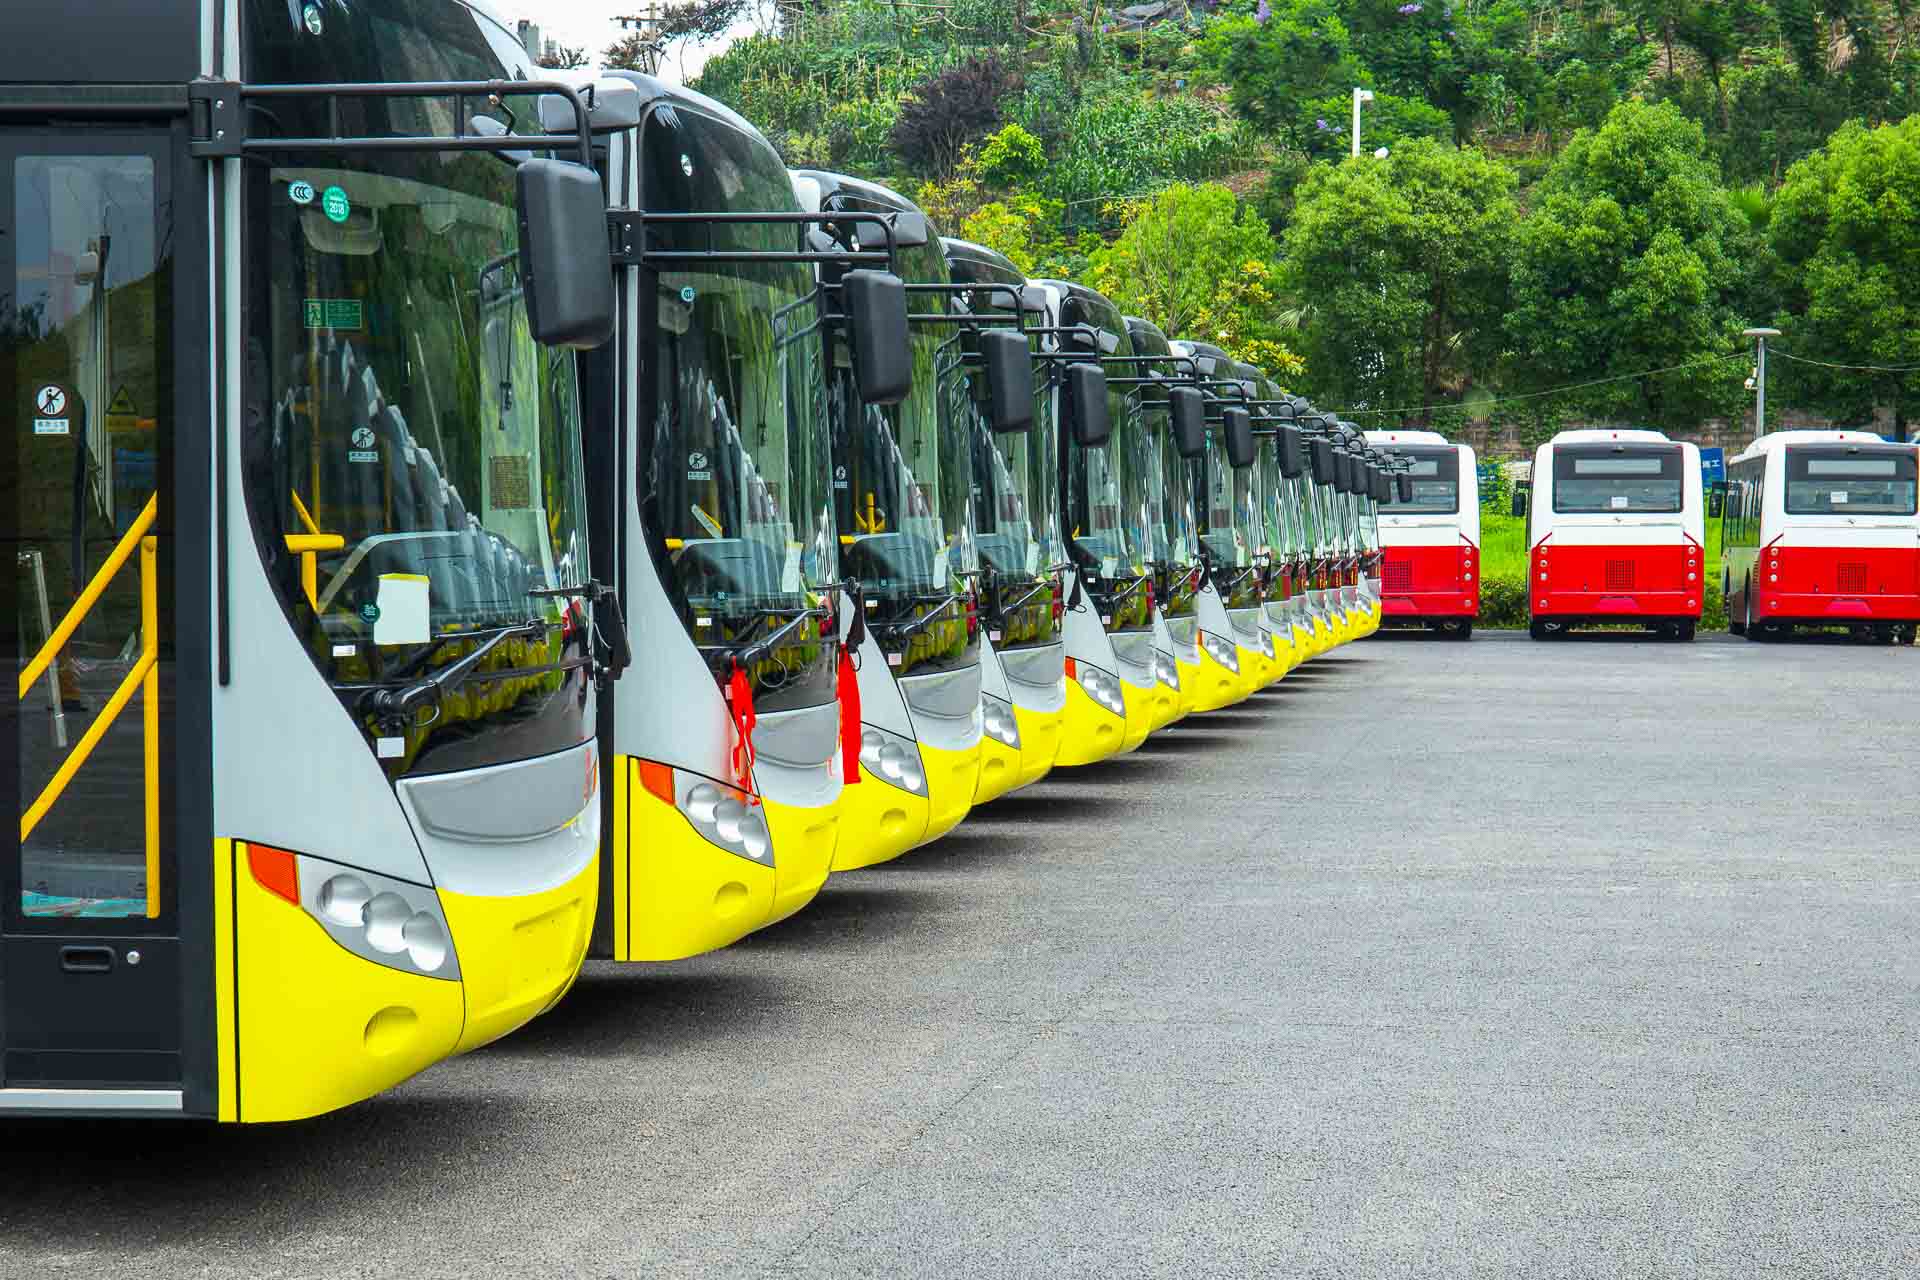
[1785,448,1918,515]
[1553,446,1683,514]
[1382,447,1458,513]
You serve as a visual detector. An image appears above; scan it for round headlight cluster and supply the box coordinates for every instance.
[981,696,1021,748]
[860,727,929,796]
[1200,631,1240,674]
[315,873,452,974]
[684,781,772,861]
[1076,663,1125,717]
[1153,651,1181,691]
[1257,629,1276,659]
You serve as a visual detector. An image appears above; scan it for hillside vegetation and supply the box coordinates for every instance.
[675,1,1920,445]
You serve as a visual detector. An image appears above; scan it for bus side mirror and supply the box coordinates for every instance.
[1396,473,1414,504]
[1169,387,1206,459]
[1224,407,1255,469]
[1371,465,1388,503]
[516,159,615,349]
[1512,489,1528,518]
[888,210,931,249]
[1278,425,1304,478]
[843,269,913,406]
[980,329,1034,433]
[1309,437,1334,484]
[1068,363,1111,447]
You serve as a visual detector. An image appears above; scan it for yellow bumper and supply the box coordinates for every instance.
[919,737,983,845]
[226,841,464,1123]
[1053,676,1127,767]
[442,854,598,1055]
[1011,702,1065,792]
[764,794,839,924]
[1145,674,1182,732]
[1173,656,1203,719]
[972,731,1025,805]
[1118,680,1156,754]
[1187,644,1248,713]
[1291,621,1314,664]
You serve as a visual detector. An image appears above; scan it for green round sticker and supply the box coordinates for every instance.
[321,185,351,224]
[358,601,381,624]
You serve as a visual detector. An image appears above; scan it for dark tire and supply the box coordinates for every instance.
[1529,619,1548,640]
[1676,620,1697,643]
[1729,578,1747,636]
[1452,620,1474,641]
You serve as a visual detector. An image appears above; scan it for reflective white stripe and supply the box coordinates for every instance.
[0,1088,183,1113]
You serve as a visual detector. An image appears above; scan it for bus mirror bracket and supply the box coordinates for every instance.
[517,159,617,349]
[1169,387,1206,459]
[1397,473,1415,504]
[1511,488,1528,518]
[981,330,1035,433]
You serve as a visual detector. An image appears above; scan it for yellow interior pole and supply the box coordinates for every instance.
[18,494,156,699]
[142,536,160,918]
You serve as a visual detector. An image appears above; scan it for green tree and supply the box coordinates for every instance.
[1197,0,1365,151]
[1088,183,1301,373]
[1505,101,1753,432]
[1770,116,1920,438]
[1281,139,1517,416]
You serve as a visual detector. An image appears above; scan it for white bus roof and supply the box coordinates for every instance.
[1549,428,1673,444]
[1729,429,1899,462]
[1364,430,1450,445]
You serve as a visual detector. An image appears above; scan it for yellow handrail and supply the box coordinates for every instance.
[285,533,346,609]
[18,494,157,700]
[20,535,163,923]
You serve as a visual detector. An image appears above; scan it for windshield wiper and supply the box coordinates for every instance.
[359,618,548,729]
[875,591,970,646]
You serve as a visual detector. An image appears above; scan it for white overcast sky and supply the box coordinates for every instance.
[498,0,759,82]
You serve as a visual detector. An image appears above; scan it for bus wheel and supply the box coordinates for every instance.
[1529,619,1548,640]
[1873,625,1899,645]
[1729,579,1748,636]
[1675,621,1697,643]
[1450,620,1474,641]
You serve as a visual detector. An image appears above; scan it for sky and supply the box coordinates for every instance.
[500,0,758,82]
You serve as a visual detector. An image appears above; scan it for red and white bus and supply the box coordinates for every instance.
[1365,430,1480,637]
[1527,428,1705,641]
[1722,430,1920,643]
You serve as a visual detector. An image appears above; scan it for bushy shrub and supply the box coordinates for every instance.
[889,55,1022,178]
[977,123,1045,187]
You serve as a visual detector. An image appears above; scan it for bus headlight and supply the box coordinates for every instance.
[981,694,1022,748]
[860,725,930,796]
[682,779,775,861]
[268,849,462,981]
[1199,631,1240,673]
[1153,650,1181,691]
[1075,662,1126,716]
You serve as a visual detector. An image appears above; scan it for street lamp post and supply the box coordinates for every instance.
[1352,88,1374,160]
[1743,327,1781,441]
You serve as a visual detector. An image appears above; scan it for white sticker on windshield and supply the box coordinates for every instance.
[1610,495,1629,510]
[1832,490,1850,504]
[377,736,405,759]
[373,573,431,647]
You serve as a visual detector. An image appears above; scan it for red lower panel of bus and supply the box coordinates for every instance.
[1531,541,1702,619]
[1381,544,1478,618]
[1754,543,1920,622]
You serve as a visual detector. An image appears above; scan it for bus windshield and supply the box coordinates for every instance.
[1383,446,1460,514]
[642,106,838,704]
[1553,445,1683,514]
[1785,447,1919,516]
[242,0,591,775]
[826,206,976,675]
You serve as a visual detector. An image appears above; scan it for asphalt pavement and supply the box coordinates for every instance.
[6,630,1920,1278]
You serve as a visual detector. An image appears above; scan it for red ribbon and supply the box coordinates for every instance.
[838,643,862,785]
[727,660,758,801]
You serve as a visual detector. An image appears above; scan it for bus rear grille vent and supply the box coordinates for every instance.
[1839,562,1868,593]
[1604,559,1635,591]
[1384,560,1413,592]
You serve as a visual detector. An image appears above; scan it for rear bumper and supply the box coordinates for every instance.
[1757,590,1920,623]
[1533,590,1700,619]
[1383,589,1478,619]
